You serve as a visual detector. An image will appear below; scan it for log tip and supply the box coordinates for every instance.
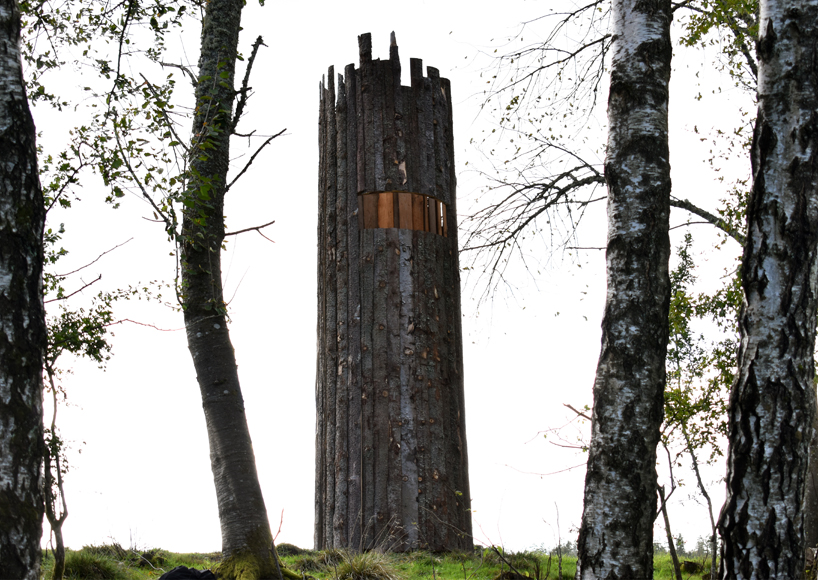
[358,33,372,63]
[390,31,397,47]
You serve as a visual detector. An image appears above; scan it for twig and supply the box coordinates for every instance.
[273,509,284,542]
[224,129,286,193]
[564,403,591,421]
[225,219,275,237]
[55,238,133,277]
[669,197,745,245]
[232,36,268,133]
[44,275,102,303]
[160,61,198,85]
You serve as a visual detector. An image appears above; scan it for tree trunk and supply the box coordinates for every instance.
[575,0,673,577]
[315,33,471,552]
[181,2,282,578]
[659,486,683,580]
[718,0,818,577]
[804,386,818,550]
[0,0,46,578]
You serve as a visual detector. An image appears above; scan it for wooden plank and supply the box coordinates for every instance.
[427,196,436,235]
[412,193,425,232]
[361,39,375,193]
[385,228,403,549]
[371,229,389,546]
[323,69,338,548]
[344,62,363,550]
[418,76,435,197]
[356,66,366,195]
[359,230,376,550]
[398,228,419,548]
[363,194,379,229]
[398,193,413,230]
[378,191,394,228]
[441,203,448,238]
[315,77,327,550]
[373,60,386,192]
[334,71,349,548]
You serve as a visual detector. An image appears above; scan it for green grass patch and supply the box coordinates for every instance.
[39,544,717,580]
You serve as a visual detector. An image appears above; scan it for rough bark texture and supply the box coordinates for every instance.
[575,0,672,577]
[718,1,818,577]
[805,389,818,550]
[181,1,277,576]
[315,33,471,552]
[0,0,46,577]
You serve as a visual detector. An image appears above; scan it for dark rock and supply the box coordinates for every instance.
[158,565,217,580]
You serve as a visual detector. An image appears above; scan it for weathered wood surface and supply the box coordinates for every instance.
[316,33,471,552]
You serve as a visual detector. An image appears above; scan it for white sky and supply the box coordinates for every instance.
[30,0,752,556]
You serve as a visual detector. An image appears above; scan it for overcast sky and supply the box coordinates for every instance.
[31,0,752,555]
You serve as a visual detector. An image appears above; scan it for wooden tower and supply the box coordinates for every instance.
[315,32,471,552]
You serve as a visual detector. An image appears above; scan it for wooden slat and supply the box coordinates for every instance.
[441,203,447,238]
[371,230,389,546]
[398,193,413,230]
[385,228,403,549]
[363,194,379,229]
[359,230,376,551]
[344,63,363,551]
[378,191,394,228]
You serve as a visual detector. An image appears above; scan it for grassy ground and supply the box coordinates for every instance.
[40,543,716,580]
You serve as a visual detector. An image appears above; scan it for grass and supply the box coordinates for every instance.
[38,543,717,580]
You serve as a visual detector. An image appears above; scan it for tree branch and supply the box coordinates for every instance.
[669,197,745,245]
[45,275,102,303]
[232,35,267,134]
[225,219,275,238]
[224,129,286,193]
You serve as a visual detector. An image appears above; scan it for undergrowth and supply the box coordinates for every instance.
[39,543,715,580]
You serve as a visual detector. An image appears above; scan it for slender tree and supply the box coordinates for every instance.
[178,1,287,577]
[575,0,673,577]
[0,0,46,577]
[718,0,818,576]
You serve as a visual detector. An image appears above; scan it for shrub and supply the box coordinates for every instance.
[335,551,403,580]
[63,550,124,580]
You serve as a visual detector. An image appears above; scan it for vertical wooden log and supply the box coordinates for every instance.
[317,33,471,552]
[323,69,338,548]
[359,230,376,550]
[345,62,363,550]
[315,79,327,551]
[334,73,350,548]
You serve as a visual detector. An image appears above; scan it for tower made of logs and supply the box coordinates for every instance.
[315,33,471,552]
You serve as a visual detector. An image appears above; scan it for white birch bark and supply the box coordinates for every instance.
[0,0,46,577]
[718,0,818,577]
[576,0,672,577]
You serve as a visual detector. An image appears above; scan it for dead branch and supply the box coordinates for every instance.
[224,219,275,237]
[232,35,267,133]
[55,238,133,277]
[564,403,591,421]
[44,275,102,303]
[670,197,745,245]
[224,129,286,193]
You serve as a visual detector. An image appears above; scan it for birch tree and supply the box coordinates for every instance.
[718,0,818,576]
[575,0,673,576]
[0,0,46,577]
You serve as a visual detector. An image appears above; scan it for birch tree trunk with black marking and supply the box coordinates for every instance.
[315,33,471,552]
[576,0,673,577]
[718,1,818,576]
[0,0,45,577]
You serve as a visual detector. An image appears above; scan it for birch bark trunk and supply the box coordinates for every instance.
[575,0,672,577]
[181,2,281,577]
[718,0,818,577]
[0,0,46,577]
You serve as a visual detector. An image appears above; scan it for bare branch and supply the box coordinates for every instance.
[564,403,592,421]
[224,129,286,193]
[55,238,133,277]
[160,61,198,86]
[225,219,275,237]
[670,197,745,245]
[232,35,267,134]
[45,274,102,303]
